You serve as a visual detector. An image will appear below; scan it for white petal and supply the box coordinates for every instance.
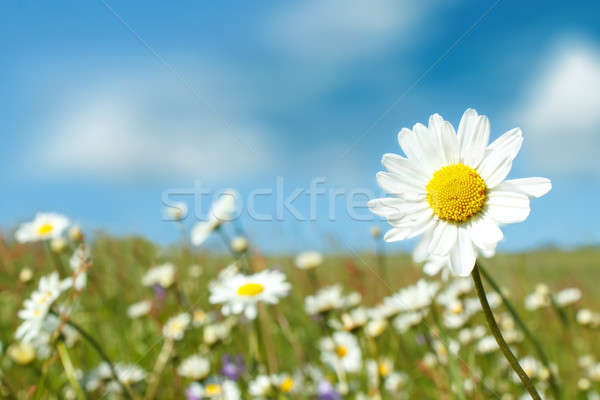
[368,197,429,219]
[487,127,523,160]
[469,214,503,249]
[381,153,428,181]
[376,172,426,198]
[413,228,434,262]
[388,208,433,229]
[384,216,435,242]
[462,115,490,168]
[449,227,476,277]
[244,304,257,320]
[439,121,460,166]
[414,122,445,172]
[423,257,446,276]
[486,190,531,224]
[428,221,458,256]
[478,157,513,189]
[398,127,436,177]
[494,177,552,198]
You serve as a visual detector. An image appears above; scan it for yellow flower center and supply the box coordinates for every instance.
[378,362,390,377]
[237,282,264,297]
[205,384,222,395]
[37,223,54,235]
[336,345,348,358]
[426,163,486,223]
[280,377,294,393]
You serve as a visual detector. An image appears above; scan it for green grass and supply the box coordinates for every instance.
[0,233,598,399]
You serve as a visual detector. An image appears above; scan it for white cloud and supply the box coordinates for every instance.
[31,77,279,182]
[515,38,600,174]
[268,0,425,64]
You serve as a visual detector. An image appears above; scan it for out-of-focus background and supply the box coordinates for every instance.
[1,0,599,252]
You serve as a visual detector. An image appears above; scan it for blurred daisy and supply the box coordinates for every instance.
[554,287,582,307]
[15,272,71,342]
[163,313,191,341]
[230,236,248,253]
[177,354,210,380]
[15,212,69,243]
[7,342,35,365]
[142,263,176,289]
[320,331,362,373]
[68,245,90,291]
[165,201,187,221]
[191,189,237,246]
[248,374,272,397]
[295,251,323,270]
[271,373,301,394]
[209,269,290,320]
[127,300,152,319]
[186,380,240,400]
[369,109,551,276]
[305,285,344,315]
[476,336,500,355]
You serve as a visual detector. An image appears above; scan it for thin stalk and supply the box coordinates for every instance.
[478,263,561,399]
[430,305,466,400]
[144,339,174,400]
[50,312,133,399]
[56,341,86,400]
[471,263,541,400]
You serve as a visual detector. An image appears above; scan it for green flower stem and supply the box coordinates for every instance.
[430,305,466,400]
[56,341,86,400]
[471,263,542,400]
[477,263,561,399]
[50,311,134,399]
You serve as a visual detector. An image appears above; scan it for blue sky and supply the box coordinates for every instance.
[1,0,599,253]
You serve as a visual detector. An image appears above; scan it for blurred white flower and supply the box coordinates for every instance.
[476,336,500,355]
[127,300,152,319]
[191,190,237,246]
[50,237,67,253]
[15,272,71,343]
[15,213,70,243]
[162,313,191,341]
[305,285,346,315]
[554,287,582,306]
[248,374,272,397]
[230,236,248,253]
[68,225,84,242]
[210,269,290,320]
[165,201,188,221]
[142,263,176,288]
[295,251,323,270]
[177,354,210,380]
[68,245,90,291]
[7,342,35,365]
[369,109,551,276]
[320,331,362,373]
[187,380,240,400]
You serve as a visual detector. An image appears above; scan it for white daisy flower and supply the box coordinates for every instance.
[476,336,500,355]
[295,251,323,270]
[177,354,210,380]
[249,374,272,397]
[187,380,241,400]
[369,109,551,276]
[320,331,362,373]
[164,201,187,221]
[209,269,290,320]
[191,189,237,246]
[305,287,360,317]
[15,272,71,343]
[142,263,176,288]
[127,300,152,319]
[554,287,582,307]
[162,313,191,341]
[15,212,70,243]
[68,245,90,291]
[392,311,426,333]
[271,373,301,394]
